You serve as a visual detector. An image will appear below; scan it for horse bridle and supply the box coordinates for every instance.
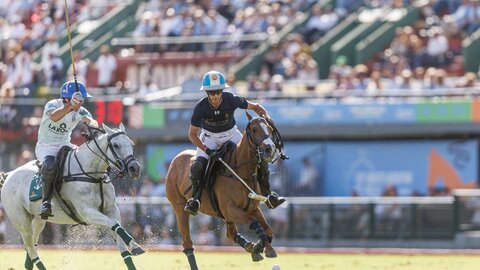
[245,117,288,164]
[87,128,137,178]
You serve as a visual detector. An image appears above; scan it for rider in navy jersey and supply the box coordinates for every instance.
[184,70,285,216]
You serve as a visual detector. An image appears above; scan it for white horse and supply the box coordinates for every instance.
[0,123,144,270]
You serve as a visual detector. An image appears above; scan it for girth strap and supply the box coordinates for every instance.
[64,176,106,214]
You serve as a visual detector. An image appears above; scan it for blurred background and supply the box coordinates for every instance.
[2,0,480,250]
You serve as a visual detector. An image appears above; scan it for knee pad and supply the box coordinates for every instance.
[41,156,56,181]
[190,157,208,184]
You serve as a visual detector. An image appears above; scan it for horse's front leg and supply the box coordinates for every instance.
[171,202,199,270]
[79,207,143,270]
[251,208,277,258]
[224,202,264,262]
[225,221,254,253]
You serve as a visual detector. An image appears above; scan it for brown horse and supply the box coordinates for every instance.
[166,112,282,270]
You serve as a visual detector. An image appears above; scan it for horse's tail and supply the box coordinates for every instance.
[0,171,7,188]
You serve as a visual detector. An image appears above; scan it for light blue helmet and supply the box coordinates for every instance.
[200,70,229,91]
[60,81,92,98]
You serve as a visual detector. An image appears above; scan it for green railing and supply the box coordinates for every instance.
[355,7,419,64]
[462,28,480,74]
[311,10,362,79]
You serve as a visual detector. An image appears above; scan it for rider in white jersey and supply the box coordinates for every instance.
[35,80,98,219]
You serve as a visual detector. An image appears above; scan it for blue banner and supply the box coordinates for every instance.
[233,102,417,126]
[324,140,478,196]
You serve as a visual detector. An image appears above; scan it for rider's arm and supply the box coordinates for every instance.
[246,101,271,120]
[188,125,208,152]
[49,103,76,122]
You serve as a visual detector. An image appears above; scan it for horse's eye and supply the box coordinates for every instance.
[113,143,119,148]
[252,127,257,133]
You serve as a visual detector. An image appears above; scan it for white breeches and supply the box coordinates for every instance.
[195,126,242,159]
[35,142,76,161]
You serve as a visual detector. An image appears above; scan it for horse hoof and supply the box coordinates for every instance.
[251,252,264,262]
[265,248,277,258]
[131,247,145,256]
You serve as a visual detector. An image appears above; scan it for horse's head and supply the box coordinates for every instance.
[245,112,278,163]
[101,123,141,179]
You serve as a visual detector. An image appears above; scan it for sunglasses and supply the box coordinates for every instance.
[206,90,223,96]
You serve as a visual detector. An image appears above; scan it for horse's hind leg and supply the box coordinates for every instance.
[5,207,47,270]
[252,208,277,258]
[172,202,199,270]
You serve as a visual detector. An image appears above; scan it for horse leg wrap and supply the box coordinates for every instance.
[112,224,133,246]
[249,221,269,243]
[121,251,136,270]
[234,234,249,249]
[25,252,33,270]
[183,248,199,270]
[31,257,46,270]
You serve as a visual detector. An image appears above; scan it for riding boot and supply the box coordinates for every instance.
[184,157,208,216]
[258,161,286,209]
[40,155,56,219]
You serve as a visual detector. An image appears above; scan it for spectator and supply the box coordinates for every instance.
[423,27,449,67]
[95,45,117,91]
[366,70,385,94]
[375,185,402,232]
[0,207,7,244]
[67,50,89,85]
[137,76,159,99]
[466,196,480,229]
[295,157,319,195]
[0,81,17,130]
[303,4,339,44]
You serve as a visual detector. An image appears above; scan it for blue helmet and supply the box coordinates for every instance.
[60,81,92,99]
[200,70,229,91]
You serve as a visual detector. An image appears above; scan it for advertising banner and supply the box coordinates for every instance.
[324,140,478,196]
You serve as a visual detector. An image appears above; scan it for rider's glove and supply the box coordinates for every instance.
[70,92,84,105]
[205,148,219,159]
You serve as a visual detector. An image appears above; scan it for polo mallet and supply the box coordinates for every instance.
[64,0,79,92]
[217,158,268,202]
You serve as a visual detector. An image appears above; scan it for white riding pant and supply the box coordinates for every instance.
[35,142,76,161]
[196,126,242,159]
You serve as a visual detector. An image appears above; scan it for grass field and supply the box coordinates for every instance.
[1,249,480,270]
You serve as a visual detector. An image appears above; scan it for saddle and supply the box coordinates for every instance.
[202,141,237,218]
[31,146,89,224]
[30,146,72,201]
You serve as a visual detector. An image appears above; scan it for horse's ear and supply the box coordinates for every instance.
[119,123,126,133]
[246,111,252,121]
[103,123,114,135]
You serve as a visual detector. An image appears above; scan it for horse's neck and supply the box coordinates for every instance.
[234,134,257,180]
[66,136,109,175]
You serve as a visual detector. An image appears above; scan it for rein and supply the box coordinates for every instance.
[66,127,134,181]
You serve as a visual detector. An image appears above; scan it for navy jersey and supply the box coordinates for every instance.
[191,92,248,133]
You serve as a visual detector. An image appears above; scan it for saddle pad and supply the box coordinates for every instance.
[29,174,43,202]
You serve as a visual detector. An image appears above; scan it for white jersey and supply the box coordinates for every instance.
[37,99,92,145]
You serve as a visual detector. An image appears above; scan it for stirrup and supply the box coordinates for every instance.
[184,198,200,216]
[40,202,54,219]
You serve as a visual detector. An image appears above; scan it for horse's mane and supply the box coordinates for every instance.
[82,126,106,142]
